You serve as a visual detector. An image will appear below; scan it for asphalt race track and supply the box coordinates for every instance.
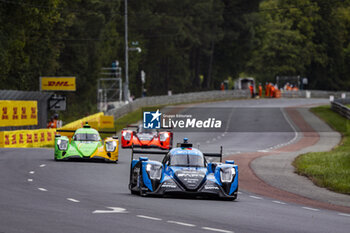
[1,98,350,233]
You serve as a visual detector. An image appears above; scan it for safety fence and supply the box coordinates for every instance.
[331,98,350,120]
[281,90,350,98]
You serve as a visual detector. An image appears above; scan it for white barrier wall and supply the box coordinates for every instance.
[107,90,250,119]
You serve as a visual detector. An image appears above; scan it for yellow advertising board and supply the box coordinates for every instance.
[0,129,56,148]
[0,101,37,127]
[99,115,114,129]
[40,77,76,91]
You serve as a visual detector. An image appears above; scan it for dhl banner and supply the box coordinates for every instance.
[0,101,37,127]
[0,129,56,148]
[40,77,76,91]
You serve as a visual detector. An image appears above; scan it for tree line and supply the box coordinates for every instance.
[0,0,349,114]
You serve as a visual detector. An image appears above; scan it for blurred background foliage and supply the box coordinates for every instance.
[1,0,350,117]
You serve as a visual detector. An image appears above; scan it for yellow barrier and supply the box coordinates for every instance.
[60,112,104,130]
[0,129,56,148]
[0,100,38,127]
[99,115,114,129]
[0,112,114,148]
[60,112,114,131]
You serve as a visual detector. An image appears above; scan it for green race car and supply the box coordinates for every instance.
[54,123,119,162]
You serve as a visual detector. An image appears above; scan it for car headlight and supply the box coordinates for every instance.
[145,163,162,180]
[159,133,169,142]
[106,141,117,152]
[220,167,236,183]
[57,139,68,151]
[122,131,132,141]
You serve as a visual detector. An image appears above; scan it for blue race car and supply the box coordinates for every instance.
[128,138,238,200]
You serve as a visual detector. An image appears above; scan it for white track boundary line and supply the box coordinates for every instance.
[272,200,286,205]
[338,213,350,217]
[66,198,80,203]
[167,220,196,227]
[302,207,319,212]
[202,226,234,233]
[136,215,162,221]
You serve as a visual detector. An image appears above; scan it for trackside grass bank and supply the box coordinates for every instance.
[293,105,350,194]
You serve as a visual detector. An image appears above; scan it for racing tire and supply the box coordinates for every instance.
[139,175,148,197]
[131,189,138,195]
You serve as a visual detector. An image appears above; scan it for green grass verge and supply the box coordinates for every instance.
[293,105,350,194]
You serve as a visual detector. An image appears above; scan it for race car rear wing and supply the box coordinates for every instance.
[124,124,173,132]
[56,129,116,134]
[203,146,223,162]
[131,147,169,161]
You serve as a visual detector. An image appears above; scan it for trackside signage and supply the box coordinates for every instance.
[40,77,76,91]
[0,100,37,127]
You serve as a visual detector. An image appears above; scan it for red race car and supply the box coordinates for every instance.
[121,125,173,150]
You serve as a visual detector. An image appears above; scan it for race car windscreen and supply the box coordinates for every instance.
[170,153,205,167]
[138,126,156,134]
[74,133,100,141]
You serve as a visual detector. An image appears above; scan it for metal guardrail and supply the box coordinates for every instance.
[331,98,350,119]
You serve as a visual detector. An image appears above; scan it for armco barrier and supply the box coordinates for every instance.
[331,98,350,120]
[107,90,250,119]
[281,90,350,99]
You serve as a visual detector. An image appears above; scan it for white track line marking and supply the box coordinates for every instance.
[302,207,319,212]
[39,164,46,167]
[167,220,196,227]
[272,200,286,205]
[257,150,269,153]
[238,192,242,194]
[66,198,80,203]
[38,188,47,192]
[29,171,35,174]
[136,215,162,221]
[249,195,263,200]
[93,207,127,214]
[338,213,350,217]
[27,179,33,182]
[202,226,234,233]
